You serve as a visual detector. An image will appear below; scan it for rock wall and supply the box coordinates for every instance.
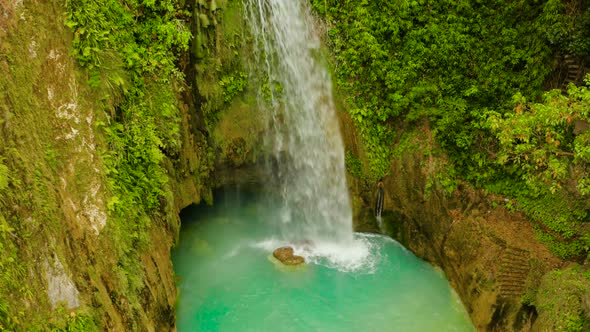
[0,0,209,330]
[338,117,589,331]
[0,0,268,328]
[378,149,562,331]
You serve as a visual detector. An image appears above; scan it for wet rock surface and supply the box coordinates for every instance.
[273,246,305,265]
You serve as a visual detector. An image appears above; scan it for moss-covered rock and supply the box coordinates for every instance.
[533,266,590,332]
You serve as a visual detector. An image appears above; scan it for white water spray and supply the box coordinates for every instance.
[244,1,358,254]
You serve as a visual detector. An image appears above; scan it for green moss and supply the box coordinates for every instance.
[0,2,75,328]
[212,95,265,167]
[49,312,98,332]
[0,213,28,331]
[219,71,248,103]
[192,0,267,169]
[521,258,544,306]
[535,266,590,332]
[345,151,363,179]
[193,0,250,129]
[516,191,589,259]
[0,161,7,191]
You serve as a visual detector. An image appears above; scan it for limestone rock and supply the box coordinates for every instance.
[273,246,305,265]
[44,255,80,310]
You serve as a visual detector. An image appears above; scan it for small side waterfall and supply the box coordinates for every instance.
[375,182,384,229]
[244,1,353,245]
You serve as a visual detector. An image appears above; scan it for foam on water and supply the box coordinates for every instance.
[252,234,378,273]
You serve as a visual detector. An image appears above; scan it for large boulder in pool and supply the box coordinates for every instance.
[273,246,305,265]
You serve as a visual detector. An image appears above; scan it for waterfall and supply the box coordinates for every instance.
[375,181,384,229]
[244,1,353,245]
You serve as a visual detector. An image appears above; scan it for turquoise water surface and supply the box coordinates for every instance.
[172,191,475,332]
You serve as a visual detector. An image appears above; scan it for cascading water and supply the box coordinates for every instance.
[243,0,373,270]
[244,0,358,262]
[172,5,476,329]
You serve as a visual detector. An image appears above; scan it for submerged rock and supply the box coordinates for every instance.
[273,246,305,265]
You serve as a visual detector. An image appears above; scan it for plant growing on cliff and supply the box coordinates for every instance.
[0,214,27,331]
[534,266,590,332]
[49,312,96,332]
[0,160,7,191]
[65,0,191,213]
[540,0,590,55]
[485,78,590,258]
[66,0,191,76]
[219,71,248,103]
[345,151,363,179]
[311,0,556,180]
[64,0,194,327]
[487,81,590,195]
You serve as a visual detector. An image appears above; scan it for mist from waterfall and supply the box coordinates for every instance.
[244,0,354,247]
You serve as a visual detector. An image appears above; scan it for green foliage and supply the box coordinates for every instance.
[45,145,59,170]
[260,80,283,103]
[312,0,590,258]
[521,258,544,306]
[487,83,590,194]
[51,313,97,332]
[485,80,590,258]
[219,72,248,103]
[345,151,363,178]
[436,169,459,196]
[540,0,590,55]
[311,0,557,179]
[0,214,28,331]
[65,0,190,214]
[64,1,194,328]
[513,187,588,259]
[536,266,590,332]
[0,160,7,191]
[66,0,190,77]
[565,312,585,332]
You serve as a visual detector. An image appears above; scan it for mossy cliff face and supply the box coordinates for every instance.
[0,0,258,330]
[0,1,127,329]
[188,0,266,188]
[342,122,590,331]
